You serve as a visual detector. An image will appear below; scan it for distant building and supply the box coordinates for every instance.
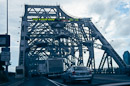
[123,51,130,65]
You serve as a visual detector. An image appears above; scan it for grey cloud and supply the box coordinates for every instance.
[111,39,126,49]
[116,17,130,36]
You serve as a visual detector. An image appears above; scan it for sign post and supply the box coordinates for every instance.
[0,35,10,78]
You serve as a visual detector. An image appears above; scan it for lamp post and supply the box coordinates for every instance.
[7,0,8,35]
[6,0,9,77]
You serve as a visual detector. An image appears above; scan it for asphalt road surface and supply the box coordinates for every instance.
[19,77,57,86]
[50,74,130,86]
[1,74,130,86]
[1,77,62,86]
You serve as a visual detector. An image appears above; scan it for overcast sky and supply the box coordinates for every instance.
[0,0,130,72]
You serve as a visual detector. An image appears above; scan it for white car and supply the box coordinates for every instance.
[62,66,93,83]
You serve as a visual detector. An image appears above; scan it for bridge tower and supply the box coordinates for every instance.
[18,5,128,76]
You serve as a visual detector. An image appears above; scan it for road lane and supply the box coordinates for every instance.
[1,74,130,86]
[8,80,24,86]
[50,74,130,86]
[18,77,60,86]
[47,78,67,86]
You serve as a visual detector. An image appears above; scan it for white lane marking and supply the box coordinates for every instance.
[51,80,67,86]
[47,79,60,86]
[8,79,24,86]
[99,82,130,86]
[47,79,67,86]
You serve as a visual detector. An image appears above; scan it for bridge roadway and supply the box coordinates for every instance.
[0,74,130,86]
[52,74,130,86]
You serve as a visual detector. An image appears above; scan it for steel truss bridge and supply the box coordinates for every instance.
[18,5,128,76]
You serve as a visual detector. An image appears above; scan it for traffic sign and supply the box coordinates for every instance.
[2,48,10,52]
[1,52,10,62]
[0,35,10,47]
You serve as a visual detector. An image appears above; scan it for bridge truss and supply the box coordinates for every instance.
[19,5,128,76]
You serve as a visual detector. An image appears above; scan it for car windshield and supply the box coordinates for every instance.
[74,67,87,70]
[2,1,129,86]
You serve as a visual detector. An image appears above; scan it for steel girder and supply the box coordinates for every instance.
[19,5,128,76]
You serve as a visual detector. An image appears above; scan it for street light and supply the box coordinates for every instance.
[7,0,8,35]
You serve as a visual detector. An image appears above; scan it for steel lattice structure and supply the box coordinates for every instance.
[19,5,128,76]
